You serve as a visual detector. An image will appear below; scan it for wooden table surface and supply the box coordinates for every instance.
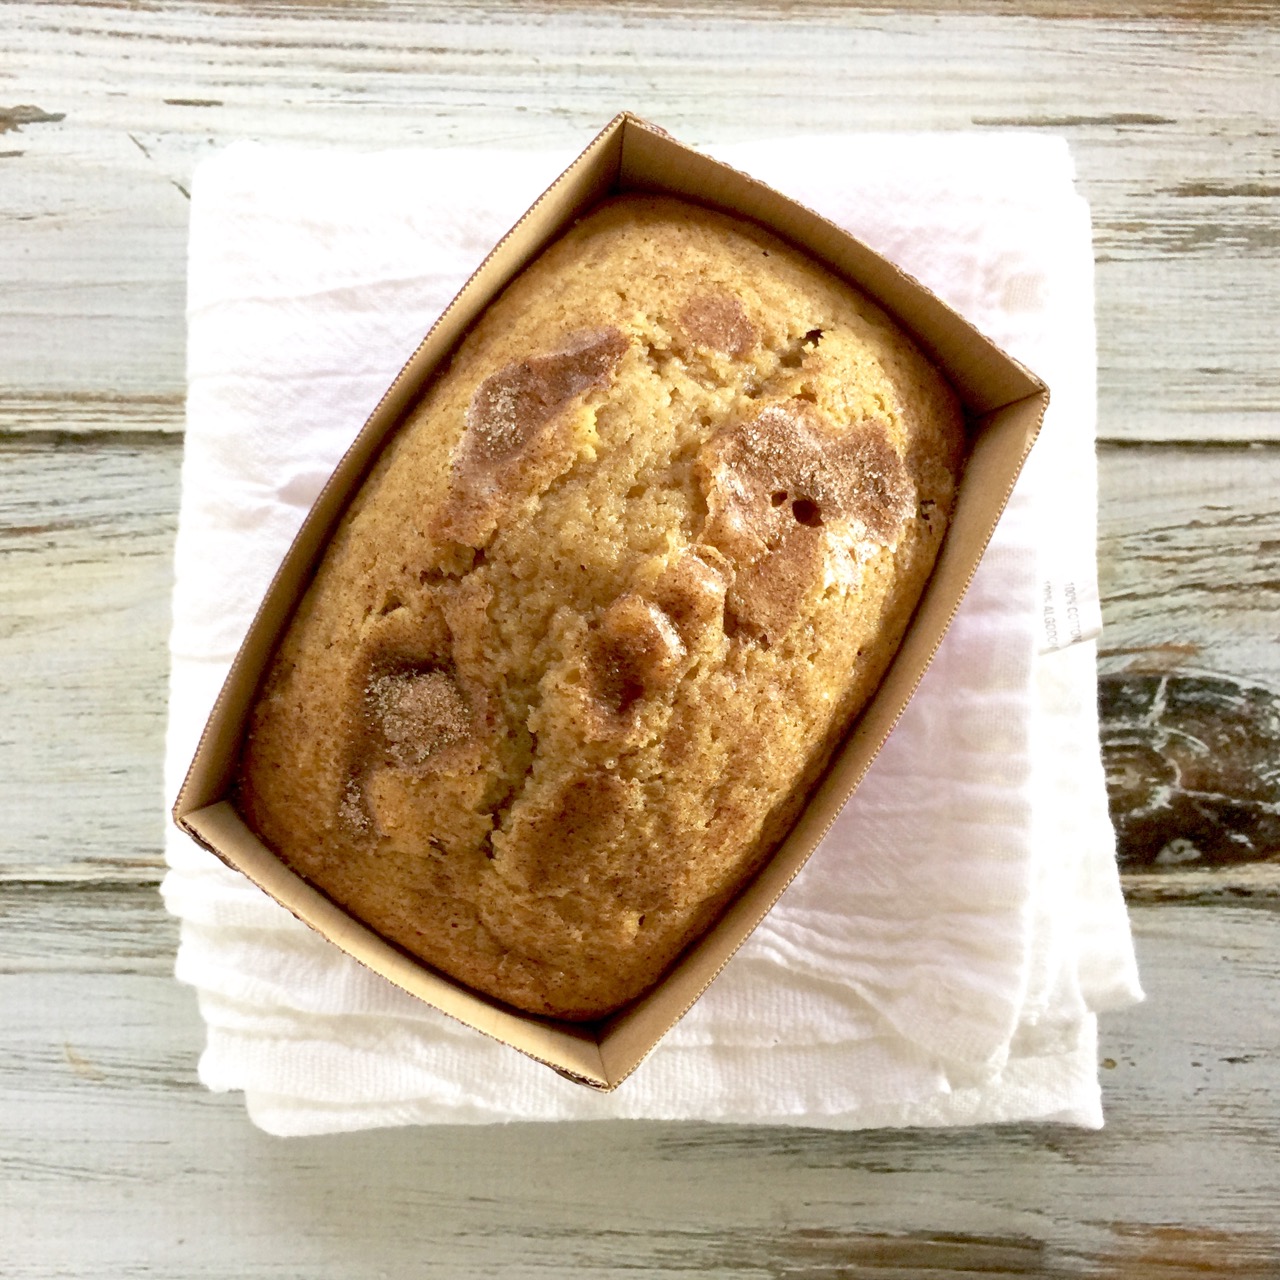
[4,3,1279,1276]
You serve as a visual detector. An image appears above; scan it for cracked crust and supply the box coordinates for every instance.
[236,195,965,1021]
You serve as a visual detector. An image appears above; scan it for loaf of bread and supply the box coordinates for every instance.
[237,195,965,1021]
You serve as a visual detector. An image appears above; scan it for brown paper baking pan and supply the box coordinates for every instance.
[174,112,1048,1091]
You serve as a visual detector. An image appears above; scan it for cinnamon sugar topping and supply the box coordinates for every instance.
[678,291,757,358]
[463,327,629,467]
[701,399,913,549]
[651,551,729,643]
[367,667,472,767]
[698,399,914,638]
[587,594,687,716]
[436,327,630,547]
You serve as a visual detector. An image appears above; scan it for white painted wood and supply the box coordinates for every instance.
[1122,863,1280,905]
[3,3,1278,441]
[1096,443,1280,688]
[0,439,178,882]
[5,440,1280,883]
[2,904,1278,1276]
[1,882,174,973]
[5,8,1279,1268]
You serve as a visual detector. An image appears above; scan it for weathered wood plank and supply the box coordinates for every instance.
[1096,443,1280,878]
[0,437,179,882]
[6,6,1276,1271]
[3,3,1277,440]
[2,904,1277,1277]
[25,0,1277,19]
[0,880,176,974]
[496,0,1274,15]
[5,438,1279,886]
[1122,862,1280,906]
[1101,673,1280,873]
[0,395,185,438]
[1097,444,1280,686]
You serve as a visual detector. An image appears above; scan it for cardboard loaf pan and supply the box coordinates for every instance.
[174,113,1048,1091]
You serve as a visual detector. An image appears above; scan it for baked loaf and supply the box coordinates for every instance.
[237,195,965,1021]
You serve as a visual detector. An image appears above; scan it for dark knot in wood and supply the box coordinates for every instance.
[1099,673,1280,871]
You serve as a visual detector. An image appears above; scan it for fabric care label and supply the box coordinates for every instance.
[1039,571,1102,654]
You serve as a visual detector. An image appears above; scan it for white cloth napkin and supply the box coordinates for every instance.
[162,133,1142,1136]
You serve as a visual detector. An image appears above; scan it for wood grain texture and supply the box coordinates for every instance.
[1101,673,1280,872]
[5,439,1278,885]
[1122,862,1280,906]
[5,7,1279,1265]
[0,437,179,883]
[0,881,175,974]
[1097,444,1280,687]
[1095,443,1280,882]
[2,903,1278,1277]
[3,2,1278,440]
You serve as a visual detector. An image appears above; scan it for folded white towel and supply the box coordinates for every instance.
[162,132,1141,1136]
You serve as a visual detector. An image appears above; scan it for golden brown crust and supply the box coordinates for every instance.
[237,195,966,1021]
